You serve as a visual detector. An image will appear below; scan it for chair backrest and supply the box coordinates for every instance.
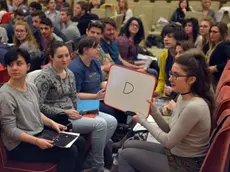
[1,12,13,24]
[115,14,124,31]
[210,1,220,12]
[216,70,230,97]
[152,5,172,24]
[91,9,106,18]
[26,70,42,84]
[223,2,230,7]
[185,12,203,21]
[0,69,9,86]
[0,64,4,71]
[200,109,230,172]
[221,11,230,24]
[214,86,230,123]
[138,14,149,40]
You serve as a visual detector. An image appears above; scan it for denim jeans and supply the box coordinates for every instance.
[69,111,117,169]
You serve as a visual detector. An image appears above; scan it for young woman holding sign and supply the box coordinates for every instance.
[118,50,215,172]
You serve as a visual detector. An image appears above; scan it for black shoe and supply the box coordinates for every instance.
[112,131,133,153]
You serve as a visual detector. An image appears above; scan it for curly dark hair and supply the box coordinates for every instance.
[122,17,145,44]
[161,23,187,41]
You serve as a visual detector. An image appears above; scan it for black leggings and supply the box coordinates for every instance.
[7,136,86,172]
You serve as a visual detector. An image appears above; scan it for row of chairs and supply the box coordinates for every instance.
[200,60,230,171]
[0,62,229,171]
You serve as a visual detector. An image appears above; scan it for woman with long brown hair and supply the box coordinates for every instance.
[199,16,214,54]
[206,22,230,85]
[117,0,133,25]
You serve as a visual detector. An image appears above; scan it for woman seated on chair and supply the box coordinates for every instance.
[116,17,144,65]
[9,0,28,15]
[68,36,127,123]
[0,48,86,172]
[117,17,158,77]
[117,0,133,25]
[183,18,202,49]
[170,0,191,24]
[206,22,230,85]
[34,41,117,172]
[200,0,216,22]
[199,16,214,54]
[118,50,215,172]
[14,20,42,71]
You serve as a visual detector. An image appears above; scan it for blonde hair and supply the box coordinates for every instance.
[200,16,214,47]
[118,0,128,11]
[13,20,39,50]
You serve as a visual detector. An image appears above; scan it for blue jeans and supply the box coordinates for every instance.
[69,111,117,169]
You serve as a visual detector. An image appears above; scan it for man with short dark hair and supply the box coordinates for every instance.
[40,18,63,64]
[72,1,99,35]
[31,11,67,44]
[45,0,61,29]
[100,18,141,69]
[85,21,114,81]
[26,2,42,27]
[60,8,80,41]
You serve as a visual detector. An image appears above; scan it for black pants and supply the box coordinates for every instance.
[100,101,127,123]
[7,136,86,172]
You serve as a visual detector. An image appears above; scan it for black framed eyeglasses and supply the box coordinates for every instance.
[169,71,189,80]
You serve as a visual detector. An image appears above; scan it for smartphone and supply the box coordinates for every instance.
[66,123,72,131]
[125,111,136,117]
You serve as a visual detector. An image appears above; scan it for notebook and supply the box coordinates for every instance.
[77,99,100,115]
[38,130,80,148]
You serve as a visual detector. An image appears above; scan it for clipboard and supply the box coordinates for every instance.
[104,65,157,118]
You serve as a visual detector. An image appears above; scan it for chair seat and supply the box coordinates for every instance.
[3,161,56,172]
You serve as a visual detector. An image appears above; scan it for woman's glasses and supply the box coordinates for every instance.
[130,23,139,28]
[169,71,189,80]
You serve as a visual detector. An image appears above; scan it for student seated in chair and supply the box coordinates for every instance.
[156,23,187,98]
[0,48,86,172]
[100,18,143,71]
[34,42,117,172]
[69,37,127,123]
[118,51,215,172]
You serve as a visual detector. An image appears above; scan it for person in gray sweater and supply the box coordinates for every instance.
[118,50,215,172]
[34,42,117,172]
[60,7,80,41]
[0,48,86,172]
